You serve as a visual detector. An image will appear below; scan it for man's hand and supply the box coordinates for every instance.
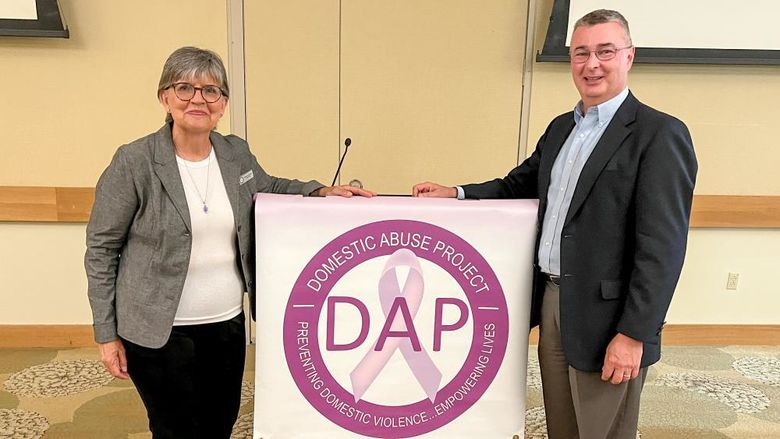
[316,185,376,198]
[99,339,129,380]
[601,333,643,384]
[412,182,457,198]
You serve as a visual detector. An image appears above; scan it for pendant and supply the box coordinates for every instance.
[203,204,209,213]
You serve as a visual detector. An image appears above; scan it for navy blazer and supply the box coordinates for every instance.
[463,92,697,371]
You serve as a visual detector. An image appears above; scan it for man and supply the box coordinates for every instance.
[413,9,697,439]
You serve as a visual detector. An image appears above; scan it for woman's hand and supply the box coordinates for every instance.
[99,339,130,380]
[316,185,376,198]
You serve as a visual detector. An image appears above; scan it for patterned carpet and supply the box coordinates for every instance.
[1,345,778,438]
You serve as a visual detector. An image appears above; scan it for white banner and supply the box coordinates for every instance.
[253,195,537,438]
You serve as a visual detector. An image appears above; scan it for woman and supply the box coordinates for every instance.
[85,46,373,438]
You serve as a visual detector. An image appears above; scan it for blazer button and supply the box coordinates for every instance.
[184,232,190,237]
[248,280,253,288]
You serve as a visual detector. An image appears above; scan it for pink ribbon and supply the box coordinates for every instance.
[350,249,443,402]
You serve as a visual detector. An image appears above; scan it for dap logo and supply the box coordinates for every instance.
[283,220,508,438]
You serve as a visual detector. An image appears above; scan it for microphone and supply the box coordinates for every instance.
[331,138,351,186]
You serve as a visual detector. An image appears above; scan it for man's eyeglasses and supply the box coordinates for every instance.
[169,82,226,103]
[570,45,633,63]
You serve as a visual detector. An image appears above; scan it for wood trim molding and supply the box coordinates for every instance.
[1,187,779,228]
[691,195,780,228]
[659,324,780,345]
[529,324,780,346]
[0,186,94,222]
[0,325,96,348]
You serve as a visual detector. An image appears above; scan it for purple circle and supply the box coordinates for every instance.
[283,220,508,438]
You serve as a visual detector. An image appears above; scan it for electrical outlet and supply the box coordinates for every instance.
[726,272,739,290]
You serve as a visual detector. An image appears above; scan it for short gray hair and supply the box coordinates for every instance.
[157,47,229,123]
[574,9,632,46]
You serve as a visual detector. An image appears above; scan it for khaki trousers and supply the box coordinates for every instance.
[538,281,647,439]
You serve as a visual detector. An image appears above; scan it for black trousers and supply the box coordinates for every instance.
[122,312,246,439]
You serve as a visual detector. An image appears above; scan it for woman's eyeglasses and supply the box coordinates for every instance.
[169,82,226,103]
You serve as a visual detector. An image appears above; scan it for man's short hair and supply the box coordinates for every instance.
[574,9,632,46]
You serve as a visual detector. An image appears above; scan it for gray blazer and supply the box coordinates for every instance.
[85,124,323,348]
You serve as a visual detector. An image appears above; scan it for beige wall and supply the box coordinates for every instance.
[0,0,230,187]
[0,224,90,324]
[244,0,528,194]
[337,0,527,193]
[672,230,780,324]
[0,0,778,326]
[243,0,339,185]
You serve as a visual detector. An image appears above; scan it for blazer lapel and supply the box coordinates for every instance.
[564,93,639,225]
[152,125,192,233]
[211,132,240,224]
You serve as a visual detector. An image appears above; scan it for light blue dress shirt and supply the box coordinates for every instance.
[538,88,629,275]
[458,88,629,276]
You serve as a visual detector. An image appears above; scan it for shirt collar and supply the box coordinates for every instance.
[574,87,629,125]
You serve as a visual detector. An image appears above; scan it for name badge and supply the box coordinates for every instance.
[240,170,254,185]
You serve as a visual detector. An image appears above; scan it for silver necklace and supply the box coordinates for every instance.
[181,150,211,213]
